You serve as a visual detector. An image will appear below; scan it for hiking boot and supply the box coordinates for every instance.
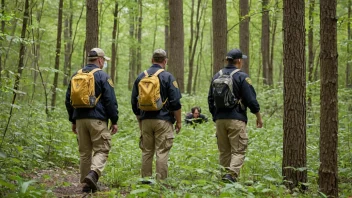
[222,174,236,183]
[81,184,97,193]
[83,170,99,191]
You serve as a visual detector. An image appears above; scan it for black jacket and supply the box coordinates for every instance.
[185,113,208,125]
[131,64,182,124]
[208,65,260,123]
[65,64,119,124]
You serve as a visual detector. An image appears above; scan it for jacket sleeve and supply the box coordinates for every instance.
[131,76,141,116]
[239,75,260,114]
[101,75,119,124]
[208,78,215,119]
[65,80,75,124]
[166,75,182,111]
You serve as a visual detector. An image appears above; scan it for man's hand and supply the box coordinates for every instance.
[175,121,181,134]
[110,124,118,135]
[72,124,77,134]
[255,112,263,128]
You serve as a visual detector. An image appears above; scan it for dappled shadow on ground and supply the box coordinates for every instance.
[30,167,110,197]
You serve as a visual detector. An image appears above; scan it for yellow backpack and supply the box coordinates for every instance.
[70,68,101,108]
[138,69,167,111]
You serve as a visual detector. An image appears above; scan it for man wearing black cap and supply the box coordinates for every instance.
[131,49,182,183]
[65,48,119,192]
[208,48,263,183]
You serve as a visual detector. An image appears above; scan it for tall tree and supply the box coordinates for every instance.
[187,0,202,94]
[346,0,352,88]
[110,1,119,83]
[136,0,142,75]
[270,0,279,85]
[86,0,99,53]
[261,0,271,85]
[164,0,169,53]
[239,0,249,75]
[282,0,307,190]
[51,0,63,110]
[319,0,338,196]
[127,4,136,90]
[63,0,73,86]
[169,0,184,92]
[307,0,316,107]
[0,0,5,80]
[212,0,227,76]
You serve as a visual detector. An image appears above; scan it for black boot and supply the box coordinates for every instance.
[222,174,237,183]
[83,170,99,191]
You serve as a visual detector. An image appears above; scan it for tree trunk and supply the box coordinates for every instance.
[261,0,270,85]
[169,0,184,92]
[282,0,307,190]
[0,0,5,80]
[110,1,118,83]
[86,0,99,54]
[346,0,352,88]
[212,0,227,76]
[51,0,63,110]
[164,0,169,53]
[270,0,279,85]
[307,0,315,108]
[239,0,249,75]
[319,0,338,197]
[63,0,73,86]
[128,5,136,90]
[136,0,142,76]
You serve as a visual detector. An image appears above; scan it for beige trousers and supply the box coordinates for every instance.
[76,119,111,183]
[140,119,174,180]
[216,119,248,178]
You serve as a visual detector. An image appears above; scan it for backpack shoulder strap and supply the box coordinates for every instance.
[143,70,149,76]
[229,69,240,77]
[77,69,83,74]
[153,69,164,76]
[90,68,101,74]
[218,70,223,76]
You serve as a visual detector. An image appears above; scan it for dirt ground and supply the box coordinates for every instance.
[30,167,111,198]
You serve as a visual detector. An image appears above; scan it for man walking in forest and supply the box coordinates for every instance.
[208,48,263,182]
[131,49,182,183]
[65,48,118,193]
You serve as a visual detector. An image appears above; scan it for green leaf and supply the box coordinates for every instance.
[20,180,36,193]
[130,188,148,194]
[0,179,16,189]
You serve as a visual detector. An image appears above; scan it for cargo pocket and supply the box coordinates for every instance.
[101,133,112,152]
[161,134,174,154]
[238,130,248,152]
[139,135,144,150]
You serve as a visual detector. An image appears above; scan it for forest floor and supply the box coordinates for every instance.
[28,167,113,197]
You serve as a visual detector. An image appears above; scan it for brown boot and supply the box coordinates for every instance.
[83,170,99,191]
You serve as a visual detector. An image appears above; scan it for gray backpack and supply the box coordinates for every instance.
[212,69,240,109]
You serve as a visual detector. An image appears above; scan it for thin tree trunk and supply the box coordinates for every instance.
[136,0,142,76]
[164,0,169,53]
[346,0,352,88]
[212,0,227,76]
[169,0,184,92]
[261,0,270,85]
[86,0,99,54]
[128,5,136,90]
[319,0,338,196]
[270,0,279,86]
[3,0,18,73]
[239,0,249,75]
[282,0,307,190]
[152,3,157,52]
[0,0,5,80]
[110,1,118,83]
[1,0,29,146]
[307,0,315,108]
[63,0,73,86]
[51,0,63,110]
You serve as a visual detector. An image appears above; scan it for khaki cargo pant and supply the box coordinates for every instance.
[216,119,248,178]
[76,119,111,183]
[140,119,174,180]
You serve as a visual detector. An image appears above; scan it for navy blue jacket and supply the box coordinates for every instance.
[65,64,119,124]
[131,64,182,124]
[208,65,260,123]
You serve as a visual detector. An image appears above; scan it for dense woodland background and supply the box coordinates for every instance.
[0,0,351,197]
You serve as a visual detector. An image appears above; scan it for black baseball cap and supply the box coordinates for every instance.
[226,49,247,60]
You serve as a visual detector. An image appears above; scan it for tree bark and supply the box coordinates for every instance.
[128,5,136,90]
[136,0,142,76]
[0,0,5,80]
[270,0,279,85]
[51,0,63,110]
[63,0,73,86]
[212,0,227,76]
[261,0,270,85]
[164,0,169,53]
[282,0,307,190]
[86,0,99,54]
[110,1,118,83]
[319,0,338,197]
[169,0,184,92]
[239,0,249,75]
